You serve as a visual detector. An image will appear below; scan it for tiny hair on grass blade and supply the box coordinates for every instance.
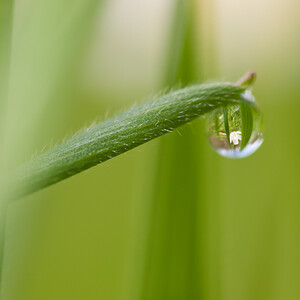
[12,79,254,198]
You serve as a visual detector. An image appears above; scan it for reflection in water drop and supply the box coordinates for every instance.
[207,94,263,158]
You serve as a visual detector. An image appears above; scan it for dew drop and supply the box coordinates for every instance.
[207,92,263,158]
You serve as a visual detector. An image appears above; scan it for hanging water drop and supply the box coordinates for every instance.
[206,90,263,158]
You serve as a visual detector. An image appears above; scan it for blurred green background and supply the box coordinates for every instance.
[0,0,299,299]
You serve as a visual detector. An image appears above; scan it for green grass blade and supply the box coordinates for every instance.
[0,0,13,118]
[223,106,231,149]
[140,0,210,299]
[164,0,196,85]
[0,0,14,289]
[240,101,253,150]
[141,131,202,300]
[13,83,246,198]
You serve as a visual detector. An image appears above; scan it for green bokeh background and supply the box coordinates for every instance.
[0,0,299,299]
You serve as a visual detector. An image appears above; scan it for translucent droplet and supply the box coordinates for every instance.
[207,92,263,158]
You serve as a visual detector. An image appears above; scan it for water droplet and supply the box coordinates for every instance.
[207,93,263,158]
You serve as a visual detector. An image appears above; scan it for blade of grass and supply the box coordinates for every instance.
[1,0,105,170]
[240,102,253,150]
[12,83,247,199]
[0,0,14,290]
[0,0,14,170]
[140,131,202,300]
[164,0,196,84]
[140,0,206,299]
[124,1,203,298]
[0,0,13,124]
[223,106,231,149]
[0,1,106,293]
[238,71,256,150]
